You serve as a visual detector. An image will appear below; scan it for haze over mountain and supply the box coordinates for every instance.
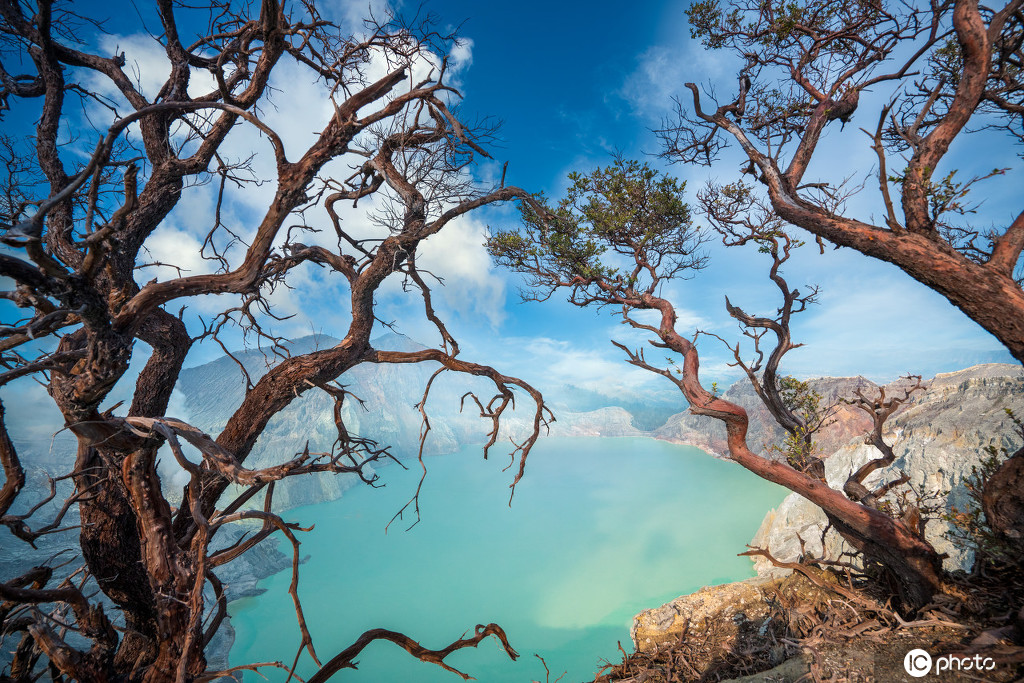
[174,333,666,509]
[175,333,1024,547]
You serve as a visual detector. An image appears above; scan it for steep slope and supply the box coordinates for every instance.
[748,364,1024,572]
[626,364,1024,683]
[653,375,877,459]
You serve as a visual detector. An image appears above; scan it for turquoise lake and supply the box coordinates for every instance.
[227,436,785,682]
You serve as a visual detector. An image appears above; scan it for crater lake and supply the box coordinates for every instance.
[227,436,785,682]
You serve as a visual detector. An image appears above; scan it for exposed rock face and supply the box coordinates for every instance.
[632,577,777,653]
[653,375,876,459]
[631,572,840,678]
[749,364,1024,575]
[627,364,1023,683]
[631,571,1009,683]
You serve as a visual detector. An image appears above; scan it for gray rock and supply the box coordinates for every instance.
[749,364,1024,575]
[654,375,877,460]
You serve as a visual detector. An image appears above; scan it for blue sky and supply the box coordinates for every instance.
[390,0,1018,392]
[2,0,1019,424]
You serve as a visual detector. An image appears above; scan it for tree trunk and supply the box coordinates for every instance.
[76,444,161,674]
[829,516,944,609]
[725,427,944,609]
[982,445,1024,549]
[658,316,945,610]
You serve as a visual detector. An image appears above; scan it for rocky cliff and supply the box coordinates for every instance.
[627,570,999,682]
[627,364,1024,682]
[654,375,878,459]
[652,363,1024,575]
[749,363,1024,574]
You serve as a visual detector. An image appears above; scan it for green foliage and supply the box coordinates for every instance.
[945,409,1024,569]
[565,160,691,252]
[486,197,615,282]
[929,37,964,88]
[687,0,882,52]
[773,426,815,470]
[779,376,824,425]
[775,376,825,468]
[486,158,706,303]
[887,168,1000,216]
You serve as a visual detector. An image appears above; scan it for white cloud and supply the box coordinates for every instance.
[96,34,169,101]
[509,336,664,395]
[334,0,394,34]
[618,42,738,122]
[446,37,473,88]
[449,38,473,73]
[416,214,507,327]
[140,225,213,281]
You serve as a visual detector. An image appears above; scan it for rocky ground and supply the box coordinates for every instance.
[749,364,1024,576]
[599,566,1024,682]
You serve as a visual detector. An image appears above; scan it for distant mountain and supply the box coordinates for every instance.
[179,333,486,509]
[654,375,880,459]
[175,333,646,510]
[654,364,1024,465]
[178,336,1024,534]
[551,384,682,431]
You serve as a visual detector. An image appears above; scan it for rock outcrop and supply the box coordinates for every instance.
[630,573,846,678]
[626,363,1023,682]
[548,406,641,438]
[653,375,877,459]
[749,364,1024,574]
[630,569,1013,683]
[630,573,1001,683]
[631,577,778,653]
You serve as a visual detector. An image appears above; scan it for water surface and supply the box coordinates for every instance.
[228,437,784,682]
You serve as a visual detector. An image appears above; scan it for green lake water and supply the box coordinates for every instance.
[227,436,785,682]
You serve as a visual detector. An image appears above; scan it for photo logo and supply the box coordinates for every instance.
[903,649,997,677]
[904,649,932,677]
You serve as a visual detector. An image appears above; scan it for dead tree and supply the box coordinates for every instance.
[662,0,1024,364]
[0,2,549,681]
[488,158,943,610]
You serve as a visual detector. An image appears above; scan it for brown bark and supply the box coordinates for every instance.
[671,0,1024,364]
[701,102,1024,364]
[645,296,943,607]
[0,3,548,680]
[982,445,1024,546]
[491,166,944,608]
[603,284,943,607]
[0,400,25,518]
